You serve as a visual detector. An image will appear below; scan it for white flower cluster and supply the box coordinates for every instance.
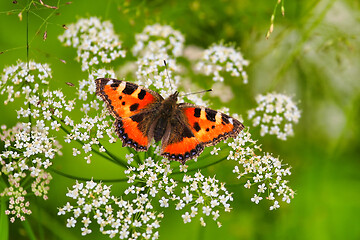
[58,17,126,71]
[195,43,249,83]
[62,69,119,164]
[58,180,163,239]
[17,89,75,131]
[247,93,301,140]
[1,60,51,104]
[124,158,176,206]
[131,24,185,97]
[65,114,117,164]
[124,157,232,227]
[178,172,232,227]
[0,122,61,222]
[132,23,185,58]
[228,130,295,210]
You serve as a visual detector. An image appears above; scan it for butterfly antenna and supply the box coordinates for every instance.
[163,60,173,91]
[182,89,213,97]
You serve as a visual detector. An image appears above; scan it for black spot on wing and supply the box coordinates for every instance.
[138,89,146,100]
[205,109,217,122]
[162,144,204,164]
[193,122,201,132]
[123,82,137,95]
[110,83,119,90]
[194,108,201,118]
[131,113,145,123]
[130,103,139,112]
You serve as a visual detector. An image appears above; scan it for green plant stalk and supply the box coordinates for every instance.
[49,168,128,182]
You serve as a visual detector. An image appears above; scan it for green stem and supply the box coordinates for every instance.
[21,174,33,189]
[35,198,45,240]
[98,142,128,168]
[25,2,33,135]
[0,197,9,240]
[172,156,228,175]
[55,117,123,166]
[49,168,128,182]
[128,147,142,166]
[22,219,37,240]
[26,1,29,69]
[104,0,113,19]
[0,176,8,189]
[268,0,336,91]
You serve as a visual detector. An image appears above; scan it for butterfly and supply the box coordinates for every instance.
[95,78,244,164]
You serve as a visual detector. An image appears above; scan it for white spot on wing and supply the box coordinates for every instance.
[106,80,114,85]
[215,112,222,123]
[200,107,206,119]
[229,118,234,125]
[120,81,126,88]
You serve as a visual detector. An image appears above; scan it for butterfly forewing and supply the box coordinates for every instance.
[96,78,162,151]
[180,103,244,146]
[95,78,162,119]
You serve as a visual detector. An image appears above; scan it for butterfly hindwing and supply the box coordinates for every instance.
[95,78,162,119]
[96,78,162,151]
[180,103,244,146]
[160,111,204,163]
[114,116,149,151]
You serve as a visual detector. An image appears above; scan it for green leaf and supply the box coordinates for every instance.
[22,220,37,240]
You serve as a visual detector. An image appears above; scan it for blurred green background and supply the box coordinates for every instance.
[1,0,360,239]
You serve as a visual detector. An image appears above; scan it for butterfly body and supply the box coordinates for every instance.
[95,78,244,164]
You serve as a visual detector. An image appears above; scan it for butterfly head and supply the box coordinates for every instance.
[170,91,179,101]
[160,91,179,112]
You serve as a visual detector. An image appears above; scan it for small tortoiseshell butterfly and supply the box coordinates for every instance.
[95,78,244,164]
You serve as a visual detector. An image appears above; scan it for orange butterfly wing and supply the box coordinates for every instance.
[95,78,162,151]
[161,103,244,163]
[180,104,244,146]
[160,113,204,163]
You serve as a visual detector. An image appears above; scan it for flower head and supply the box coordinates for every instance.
[130,24,185,98]
[1,61,52,105]
[58,17,126,71]
[247,93,301,140]
[59,179,163,239]
[228,129,295,209]
[0,122,60,221]
[132,23,185,57]
[195,43,249,83]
